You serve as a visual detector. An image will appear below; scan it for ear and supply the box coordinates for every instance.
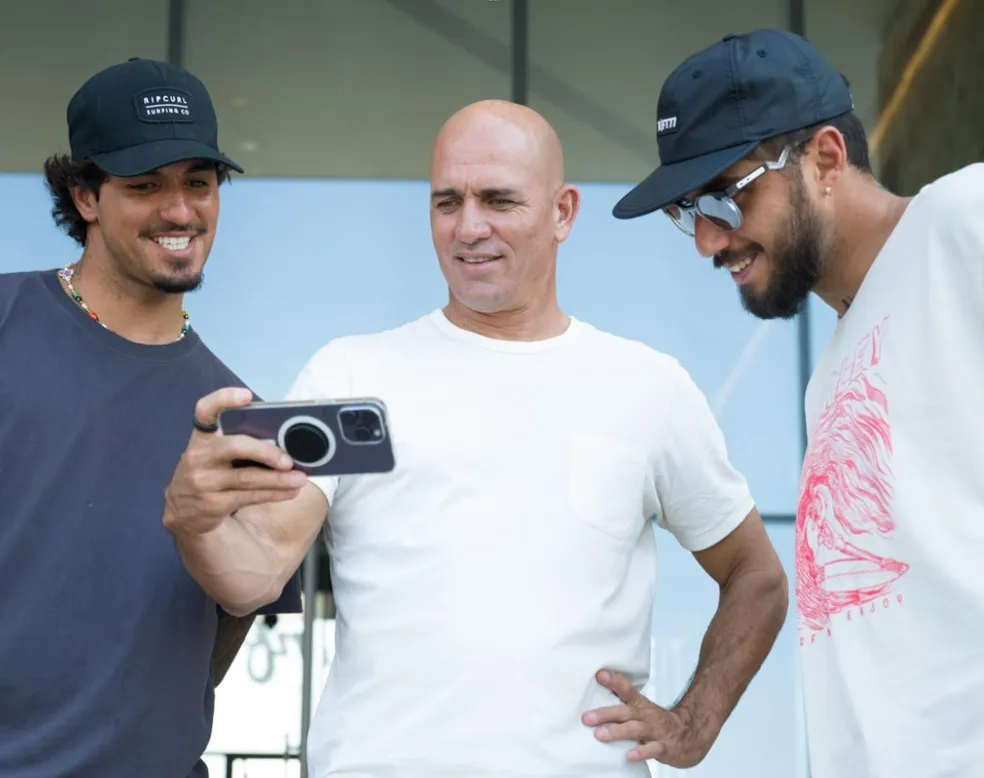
[554,184,581,244]
[808,126,848,195]
[71,185,100,225]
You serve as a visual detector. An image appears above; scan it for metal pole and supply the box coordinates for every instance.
[788,0,805,38]
[166,0,186,68]
[788,2,811,775]
[787,0,812,461]
[510,0,528,105]
[299,547,319,778]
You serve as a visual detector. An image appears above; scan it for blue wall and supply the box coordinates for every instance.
[2,173,835,776]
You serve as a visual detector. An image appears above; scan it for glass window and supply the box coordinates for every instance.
[0,0,170,173]
[528,0,788,183]
[182,0,511,178]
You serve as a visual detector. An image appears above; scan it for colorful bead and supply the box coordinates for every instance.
[58,264,190,343]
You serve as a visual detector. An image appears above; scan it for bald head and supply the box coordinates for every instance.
[431,100,565,192]
[428,100,580,326]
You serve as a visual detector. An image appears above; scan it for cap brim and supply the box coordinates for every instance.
[90,138,245,177]
[612,140,759,220]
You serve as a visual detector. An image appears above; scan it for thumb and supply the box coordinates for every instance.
[192,387,254,439]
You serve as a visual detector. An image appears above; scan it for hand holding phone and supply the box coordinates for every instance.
[217,398,396,477]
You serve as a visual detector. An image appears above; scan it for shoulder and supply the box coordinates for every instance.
[914,163,984,218]
[0,269,45,301]
[576,320,690,382]
[287,315,435,399]
[300,313,442,369]
[183,339,255,395]
[918,162,984,199]
[906,164,984,280]
[0,270,53,328]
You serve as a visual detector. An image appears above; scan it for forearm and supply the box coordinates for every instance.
[170,513,293,616]
[675,565,788,738]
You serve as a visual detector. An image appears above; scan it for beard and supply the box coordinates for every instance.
[138,220,208,295]
[736,173,826,320]
[152,268,204,294]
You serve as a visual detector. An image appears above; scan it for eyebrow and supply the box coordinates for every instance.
[430,187,520,200]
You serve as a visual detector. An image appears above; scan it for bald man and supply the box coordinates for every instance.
[162,100,789,778]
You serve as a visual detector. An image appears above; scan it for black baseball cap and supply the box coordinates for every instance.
[613,29,853,220]
[67,57,244,177]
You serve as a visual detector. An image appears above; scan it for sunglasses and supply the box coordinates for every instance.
[664,146,792,237]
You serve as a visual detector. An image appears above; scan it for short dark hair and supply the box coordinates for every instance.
[753,111,872,175]
[42,155,233,247]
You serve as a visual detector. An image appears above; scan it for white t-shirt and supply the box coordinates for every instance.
[797,164,984,778]
[287,309,754,778]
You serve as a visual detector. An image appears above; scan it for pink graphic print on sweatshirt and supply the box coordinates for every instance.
[796,318,908,636]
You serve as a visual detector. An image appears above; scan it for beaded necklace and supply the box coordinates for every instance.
[57,264,191,342]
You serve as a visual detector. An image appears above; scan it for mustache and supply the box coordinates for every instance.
[714,244,763,269]
[139,222,207,238]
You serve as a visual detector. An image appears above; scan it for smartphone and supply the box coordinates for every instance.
[217,398,395,476]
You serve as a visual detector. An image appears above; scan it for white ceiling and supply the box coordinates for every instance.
[0,0,894,182]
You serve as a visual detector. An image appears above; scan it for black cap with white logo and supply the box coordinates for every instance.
[613,29,853,219]
[67,57,244,177]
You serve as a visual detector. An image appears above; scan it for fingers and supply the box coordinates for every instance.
[224,487,307,515]
[187,439,307,492]
[214,434,296,472]
[582,704,633,727]
[192,387,254,439]
[592,719,649,744]
[183,486,306,523]
[628,741,667,763]
[596,670,641,704]
[223,460,307,493]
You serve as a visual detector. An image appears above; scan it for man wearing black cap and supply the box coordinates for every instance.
[0,59,301,777]
[616,28,984,778]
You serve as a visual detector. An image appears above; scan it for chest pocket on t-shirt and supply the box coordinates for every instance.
[567,431,650,541]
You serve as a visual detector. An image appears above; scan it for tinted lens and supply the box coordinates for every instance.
[696,195,742,231]
[664,204,696,236]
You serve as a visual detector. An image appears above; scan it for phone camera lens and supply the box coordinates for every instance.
[339,407,384,445]
[283,422,329,465]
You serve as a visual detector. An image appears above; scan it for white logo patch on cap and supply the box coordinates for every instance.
[135,88,193,123]
[657,115,678,135]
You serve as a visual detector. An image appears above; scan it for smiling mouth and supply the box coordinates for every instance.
[721,252,758,277]
[456,255,502,265]
[150,235,195,253]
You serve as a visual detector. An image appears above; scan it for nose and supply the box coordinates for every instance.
[455,200,493,245]
[158,188,195,226]
[693,216,731,258]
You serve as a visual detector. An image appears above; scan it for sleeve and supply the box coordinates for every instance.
[283,338,353,506]
[650,361,756,552]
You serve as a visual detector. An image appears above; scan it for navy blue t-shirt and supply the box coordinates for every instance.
[0,270,302,777]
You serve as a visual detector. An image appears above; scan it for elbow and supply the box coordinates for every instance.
[764,562,790,627]
[730,557,789,630]
[215,584,281,619]
[217,600,257,619]
[212,571,291,619]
